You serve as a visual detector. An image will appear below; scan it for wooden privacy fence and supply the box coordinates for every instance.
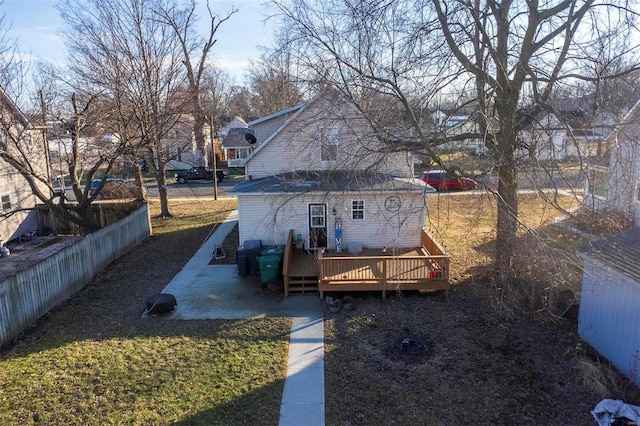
[0,204,151,347]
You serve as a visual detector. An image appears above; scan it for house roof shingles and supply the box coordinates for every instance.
[229,170,433,195]
[222,128,255,149]
[580,227,640,283]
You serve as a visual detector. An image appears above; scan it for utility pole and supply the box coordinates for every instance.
[210,115,218,200]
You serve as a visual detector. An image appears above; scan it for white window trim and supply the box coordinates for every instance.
[1,193,12,213]
[351,200,365,220]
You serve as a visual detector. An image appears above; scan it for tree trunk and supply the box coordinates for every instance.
[133,159,146,201]
[156,170,171,218]
[192,100,207,167]
[495,162,519,283]
[149,146,172,217]
[493,92,519,285]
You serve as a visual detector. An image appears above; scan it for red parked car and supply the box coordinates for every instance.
[420,170,477,191]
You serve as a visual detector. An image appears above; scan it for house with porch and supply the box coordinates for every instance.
[0,88,46,244]
[231,88,449,297]
[221,127,256,168]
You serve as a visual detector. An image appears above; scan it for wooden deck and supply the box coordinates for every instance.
[282,229,450,298]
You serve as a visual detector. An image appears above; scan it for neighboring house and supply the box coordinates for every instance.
[583,100,640,225]
[433,107,611,161]
[578,100,640,387]
[247,102,306,148]
[218,116,249,138]
[435,111,485,154]
[0,89,46,243]
[221,127,256,167]
[518,110,612,161]
[578,227,640,387]
[161,117,213,167]
[231,88,431,251]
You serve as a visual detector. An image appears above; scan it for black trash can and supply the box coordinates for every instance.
[237,253,249,277]
[247,249,261,276]
[237,243,262,277]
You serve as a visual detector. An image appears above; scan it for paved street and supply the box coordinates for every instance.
[59,165,585,201]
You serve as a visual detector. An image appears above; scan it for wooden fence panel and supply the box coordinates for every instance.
[0,204,150,347]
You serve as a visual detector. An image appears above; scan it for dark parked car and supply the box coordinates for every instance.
[420,170,477,191]
[175,166,227,184]
[89,178,141,199]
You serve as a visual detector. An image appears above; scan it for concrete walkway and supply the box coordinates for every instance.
[147,210,325,425]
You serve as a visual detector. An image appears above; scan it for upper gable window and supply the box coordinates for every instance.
[1,194,12,212]
[320,127,339,161]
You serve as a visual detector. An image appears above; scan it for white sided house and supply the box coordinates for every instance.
[583,100,640,225]
[231,89,433,251]
[0,89,44,244]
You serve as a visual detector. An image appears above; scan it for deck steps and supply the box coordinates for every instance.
[286,276,319,294]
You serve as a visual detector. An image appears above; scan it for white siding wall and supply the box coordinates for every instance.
[246,95,412,180]
[0,159,39,242]
[604,131,639,222]
[237,191,426,249]
[252,112,296,147]
[579,257,640,386]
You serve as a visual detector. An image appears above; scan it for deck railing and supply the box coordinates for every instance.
[317,228,450,298]
[227,158,244,167]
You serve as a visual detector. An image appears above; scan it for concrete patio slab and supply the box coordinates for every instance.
[143,210,325,426]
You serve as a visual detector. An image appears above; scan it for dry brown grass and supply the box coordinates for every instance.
[0,199,292,425]
[324,191,639,425]
[2,194,638,425]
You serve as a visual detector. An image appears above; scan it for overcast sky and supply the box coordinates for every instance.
[3,0,277,84]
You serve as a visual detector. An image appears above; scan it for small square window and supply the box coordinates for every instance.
[352,200,364,220]
[1,194,12,212]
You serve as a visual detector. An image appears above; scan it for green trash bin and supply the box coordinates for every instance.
[257,254,281,283]
[260,245,284,259]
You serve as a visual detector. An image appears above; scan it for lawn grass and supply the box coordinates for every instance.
[1,192,630,425]
[426,192,582,279]
[323,191,623,425]
[0,199,291,425]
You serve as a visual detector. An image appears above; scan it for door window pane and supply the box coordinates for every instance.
[310,205,326,228]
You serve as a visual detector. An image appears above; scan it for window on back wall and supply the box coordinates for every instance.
[352,200,365,220]
[587,168,608,198]
[1,194,12,213]
[320,127,338,161]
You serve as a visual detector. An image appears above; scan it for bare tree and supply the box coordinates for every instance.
[59,0,190,217]
[0,3,130,232]
[227,85,256,120]
[248,40,305,117]
[201,67,232,135]
[272,0,640,286]
[157,0,237,167]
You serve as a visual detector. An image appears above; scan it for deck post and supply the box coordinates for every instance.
[283,230,294,298]
[382,258,387,299]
